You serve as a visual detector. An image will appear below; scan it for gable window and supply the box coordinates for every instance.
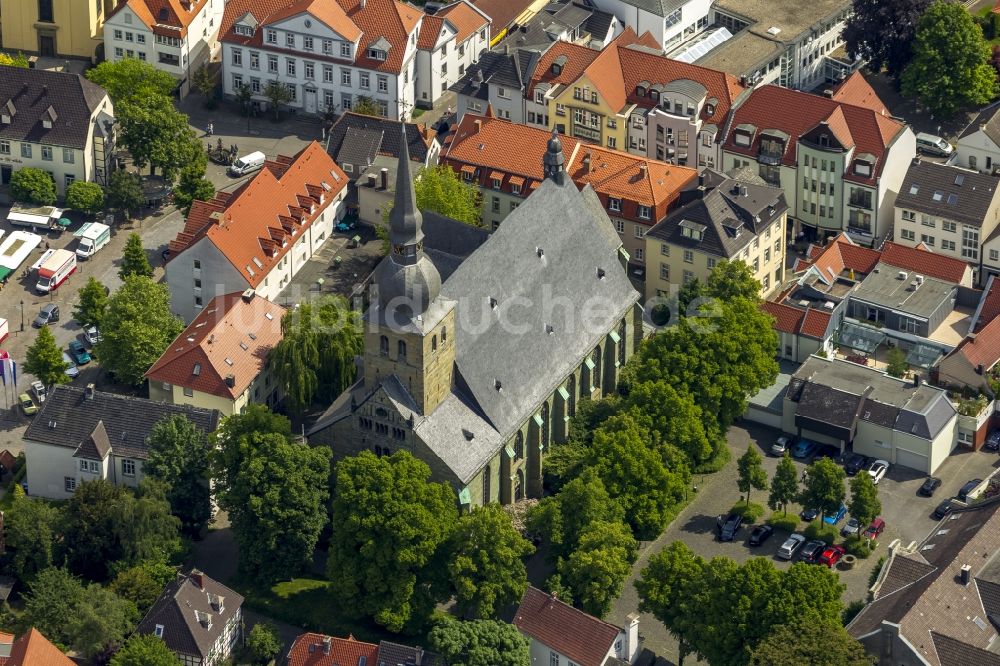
[285,32,295,48]
[638,205,651,220]
[608,197,621,212]
[340,41,350,57]
[122,459,136,477]
[855,161,872,177]
[234,24,253,37]
[266,29,277,44]
[303,36,313,51]
[734,131,751,147]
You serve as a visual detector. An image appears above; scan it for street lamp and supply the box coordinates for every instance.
[19,300,24,332]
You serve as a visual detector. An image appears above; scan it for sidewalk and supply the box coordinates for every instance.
[176,95,326,145]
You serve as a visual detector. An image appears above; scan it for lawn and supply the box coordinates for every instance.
[975,6,1000,47]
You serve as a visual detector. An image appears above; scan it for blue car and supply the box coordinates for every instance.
[823,504,847,525]
[68,340,91,365]
[792,438,820,459]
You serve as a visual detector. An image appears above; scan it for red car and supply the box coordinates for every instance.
[863,518,886,540]
[817,545,846,568]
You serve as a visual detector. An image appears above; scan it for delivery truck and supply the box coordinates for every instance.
[35,249,76,294]
[6,204,63,231]
[73,222,111,259]
[0,231,42,282]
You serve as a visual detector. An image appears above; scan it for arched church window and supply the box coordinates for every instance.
[483,464,491,504]
[592,346,602,388]
[431,335,437,351]
[398,340,407,360]
[379,335,389,356]
[514,431,524,461]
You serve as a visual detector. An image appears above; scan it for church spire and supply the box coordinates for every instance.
[543,128,566,186]
[388,124,424,262]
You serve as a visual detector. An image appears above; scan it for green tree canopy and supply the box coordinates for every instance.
[737,445,768,505]
[635,541,706,665]
[384,164,482,227]
[526,469,624,561]
[212,404,293,489]
[625,381,712,466]
[799,458,847,522]
[25,325,70,386]
[10,167,56,205]
[109,560,177,615]
[119,232,153,279]
[327,451,459,631]
[0,52,30,67]
[246,623,283,665]
[843,0,932,79]
[86,58,177,104]
[215,432,330,582]
[750,619,874,666]
[886,347,908,378]
[110,634,181,666]
[67,583,139,659]
[144,414,213,533]
[263,79,294,120]
[848,471,882,528]
[20,568,86,648]
[439,504,534,619]
[95,276,184,385]
[4,491,63,581]
[901,1,998,117]
[427,617,531,666]
[173,163,216,216]
[191,64,215,102]
[768,454,799,515]
[353,95,381,116]
[105,170,145,219]
[65,181,105,215]
[117,98,199,179]
[561,519,637,617]
[74,276,110,329]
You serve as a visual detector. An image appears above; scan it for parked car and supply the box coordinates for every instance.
[18,393,37,416]
[841,517,861,537]
[918,477,942,497]
[32,303,59,328]
[84,326,101,346]
[68,340,91,365]
[958,479,983,502]
[792,439,820,459]
[718,513,743,542]
[777,533,807,560]
[815,445,840,461]
[770,436,792,457]
[818,545,847,568]
[867,459,890,485]
[863,518,886,540]
[933,500,955,520]
[800,507,820,522]
[748,524,774,546]
[843,453,869,476]
[986,429,1000,452]
[915,132,954,157]
[62,353,78,379]
[800,539,827,563]
[30,380,46,404]
[823,504,848,525]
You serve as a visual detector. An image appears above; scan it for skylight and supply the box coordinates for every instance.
[947,193,957,205]
[909,183,919,195]
[932,191,943,201]
[225,358,234,366]
[239,341,248,351]
[192,363,201,376]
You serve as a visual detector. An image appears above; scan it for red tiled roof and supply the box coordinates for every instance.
[145,292,285,399]
[109,0,213,39]
[957,314,1000,371]
[513,587,620,666]
[5,629,73,666]
[760,301,831,339]
[168,142,348,288]
[976,276,1000,333]
[417,15,444,50]
[339,0,422,74]
[832,72,890,116]
[438,1,489,44]
[528,40,600,98]
[797,233,884,282]
[724,85,905,186]
[267,0,362,42]
[880,241,970,284]
[801,308,832,338]
[287,633,379,666]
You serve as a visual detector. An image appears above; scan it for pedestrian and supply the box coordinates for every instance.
[207,122,214,136]
[44,241,50,250]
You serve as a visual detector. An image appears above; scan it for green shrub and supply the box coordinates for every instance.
[843,534,874,558]
[803,520,839,545]
[693,443,730,474]
[730,501,765,523]
[868,556,886,588]
[842,599,866,626]
[765,513,800,533]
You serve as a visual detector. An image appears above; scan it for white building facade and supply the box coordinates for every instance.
[415,1,489,109]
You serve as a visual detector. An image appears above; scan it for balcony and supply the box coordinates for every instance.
[159,53,180,67]
[758,150,783,166]
[848,195,872,210]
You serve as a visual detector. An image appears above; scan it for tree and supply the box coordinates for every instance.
[384,164,481,227]
[635,542,706,666]
[427,617,531,666]
[144,414,213,533]
[74,276,110,329]
[327,451,459,631]
[9,167,56,205]
[96,276,184,385]
[526,469,624,560]
[848,471,882,529]
[215,432,331,582]
[624,381,712,466]
[440,504,534,619]
[67,584,139,659]
[4,492,63,581]
[901,1,998,117]
[268,296,363,414]
[20,568,86,647]
[111,634,181,666]
[86,58,177,104]
[750,620,874,666]
[737,446,768,505]
[0,52,29,67]
[886,347,908,378]
[119,232,153,279]
[263,79,293,120]
[234,82,254,115]
[561,519,637,617]
[353,95,381,116]
[191,64,215,105]
[843,0,932,80]
[172,163,216,216]
[799,458,847,523]
[106,170,145,220]
[212,404,293,489]
[768,454,799,515]
[246,623,282,665]
[109,561,176,614]
[706,260,764,302]
[117,99,200,179]
[25,325,70,387]
[65,181,105,215]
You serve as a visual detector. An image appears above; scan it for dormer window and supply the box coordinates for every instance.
[855,161,871,177]
[734,131,751,147]
[819,134,830,147]
[234,24,253,37]
[705,103,715,115]
[551,63,562,75]
[369,48,386,61]
[636,85,646,96]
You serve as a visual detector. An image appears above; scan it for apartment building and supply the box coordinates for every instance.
[219,0,423,120]
[452,49,540,123]
[588,0,711,52]
[103,0,226,96]
[0,0,115,60]
[414,1,489,109]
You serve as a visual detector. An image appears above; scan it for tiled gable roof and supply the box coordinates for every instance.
[974,275,1000,333]
[880,241,970,284]
[72,421,111,460]
[960,102,1000,146]
[145,292,285,399]
[438,1,489,44]
[761,300,806,334]
[169,142,348,287]
[528,40,600,98]
[267,0,362,41]
[470,0,533,29]
[108,0,213,38]
[514,587,620,666]
[5,629,73,666]
[801,308,832,338]
[895,160,1000,228]
[0,67,109,150]
[831,71,889,115]
[326,113,433,163]
[286,633,378,666]
[955,314,1000,371]
[339,0,422,74]
[416,14,445,50]
[932,632,1000,666]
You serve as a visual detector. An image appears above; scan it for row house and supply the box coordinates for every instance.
[892,159,1000,287]
[451,49,540,123]
[103,0,226,96]
[442,112,697,270]
[219,0,423,120]
[722,79,913,246]
[956,102,1000,175]
[165,142,348,322]
[0,68,115,196]
[414,1,490,109]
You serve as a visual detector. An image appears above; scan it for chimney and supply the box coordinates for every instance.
[322,636,332,655]
[977,364,985,375]
[961,564,972,585]
[225,374,236,388]
[380,167,389,190]
[359,0,365,7]
[241,288,255,303]
[624,612,641,662]
[367,172,378,188]
[740,185,748,197]
[639,163,647,177]
[913,375,921,388]
[190,570,205,590]
[822,89,833,98]
[85,383,95,399]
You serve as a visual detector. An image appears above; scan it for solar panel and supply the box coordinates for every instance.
[673,28,733,63]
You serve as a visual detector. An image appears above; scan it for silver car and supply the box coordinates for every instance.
[62,353,79,379]
[770,436,791,456]
[777,533,806,560]
[841,517,861,538]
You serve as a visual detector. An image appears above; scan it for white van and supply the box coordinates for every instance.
[916,132,953,157]
[228,151,266,177]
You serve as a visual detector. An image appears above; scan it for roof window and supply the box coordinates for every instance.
[909,183,919,195]
[192,363,201,376]
[932,190,943,202]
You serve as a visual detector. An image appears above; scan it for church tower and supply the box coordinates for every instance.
[364,127,455,415]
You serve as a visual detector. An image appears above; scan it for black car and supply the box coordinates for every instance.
[959,479,983,502]
[718,513,743,542]
[918,477,942,497]
[986,429,1000,452]
[932,499,954,520]
[800,539,827,563]
[748,524,773,546]
[800,507,820,522]
[843,453,869,476]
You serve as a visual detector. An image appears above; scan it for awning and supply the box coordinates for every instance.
[836,321,885,354]
[906,344,943,369]
[57,218,72,228]
[0,267,13,282]
[508,175,525,187]
[460,164,476,174]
